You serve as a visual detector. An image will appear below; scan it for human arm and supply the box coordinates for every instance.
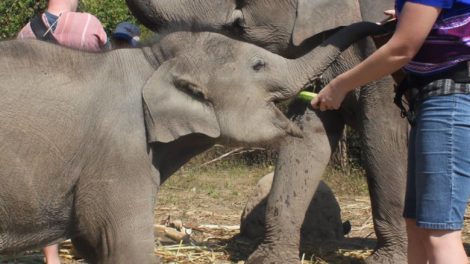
[311,2,441,111]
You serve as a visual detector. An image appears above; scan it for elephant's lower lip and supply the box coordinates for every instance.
[269,102,303,138]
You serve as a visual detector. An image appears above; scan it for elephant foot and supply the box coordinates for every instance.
[364,247,407,264]
[246,244,299,264]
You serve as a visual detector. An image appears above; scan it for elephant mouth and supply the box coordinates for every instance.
[269,100,303,138]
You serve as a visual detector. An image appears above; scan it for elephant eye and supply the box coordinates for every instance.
[252,58,266,72]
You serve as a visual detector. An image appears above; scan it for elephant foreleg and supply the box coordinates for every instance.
[359,78,408,264]
[71,170,159,264]
[246,107,345,264]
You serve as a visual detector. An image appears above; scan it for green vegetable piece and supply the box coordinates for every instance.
[297,91,318,101]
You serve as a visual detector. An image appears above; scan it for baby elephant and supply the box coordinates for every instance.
[0,23,383,263]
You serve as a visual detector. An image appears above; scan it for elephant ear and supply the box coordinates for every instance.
[143,60,221,143]
[292,0,360,46]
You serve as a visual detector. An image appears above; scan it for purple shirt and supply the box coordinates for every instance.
[396,0,457,11]
[396,0,470,75]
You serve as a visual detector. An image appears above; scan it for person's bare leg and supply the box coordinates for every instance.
[406,219,428,264]
[43,244,61,264]
[423,229,468,264]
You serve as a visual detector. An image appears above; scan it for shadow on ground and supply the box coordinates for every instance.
[221,235,378,264]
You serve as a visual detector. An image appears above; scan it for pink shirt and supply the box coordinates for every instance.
[17,11,108,52]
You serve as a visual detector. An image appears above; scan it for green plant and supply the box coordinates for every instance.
[207,186,220,199]
[78,0,137,35]
[0,0,46,39]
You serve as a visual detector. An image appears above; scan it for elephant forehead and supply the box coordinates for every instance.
[202,38,237,63]
[160,32,242,64]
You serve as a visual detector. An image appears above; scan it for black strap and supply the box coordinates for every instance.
[393,62,470,125]
[394,76,418,125]
[30,14,58,44]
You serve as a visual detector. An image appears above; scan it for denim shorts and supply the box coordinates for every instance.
[404,93,470,230]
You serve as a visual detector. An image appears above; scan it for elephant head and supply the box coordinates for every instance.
[141,31,303,146]
[141,23,388,146]
[126,0,393,55]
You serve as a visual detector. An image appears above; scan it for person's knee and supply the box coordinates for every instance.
[421,229,462,247]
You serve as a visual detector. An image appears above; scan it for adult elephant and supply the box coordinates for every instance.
[0,24,384,263]
[126,0,409,263]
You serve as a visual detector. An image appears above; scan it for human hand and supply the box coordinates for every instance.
[384,9,396,18]
[310,82,348,111]
[378,9,397,25]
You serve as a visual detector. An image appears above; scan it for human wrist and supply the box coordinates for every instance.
[330,76,351,94]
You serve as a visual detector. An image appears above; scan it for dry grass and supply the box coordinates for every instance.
[2,150,470,263]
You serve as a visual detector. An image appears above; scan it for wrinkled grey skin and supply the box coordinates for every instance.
[126,0,409,263]
[0,24,381,263]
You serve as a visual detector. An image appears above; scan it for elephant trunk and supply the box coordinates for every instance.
[285,22,392,93]
[126,0,238,32]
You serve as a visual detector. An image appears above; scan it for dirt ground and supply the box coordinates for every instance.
[2,161,470,264]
